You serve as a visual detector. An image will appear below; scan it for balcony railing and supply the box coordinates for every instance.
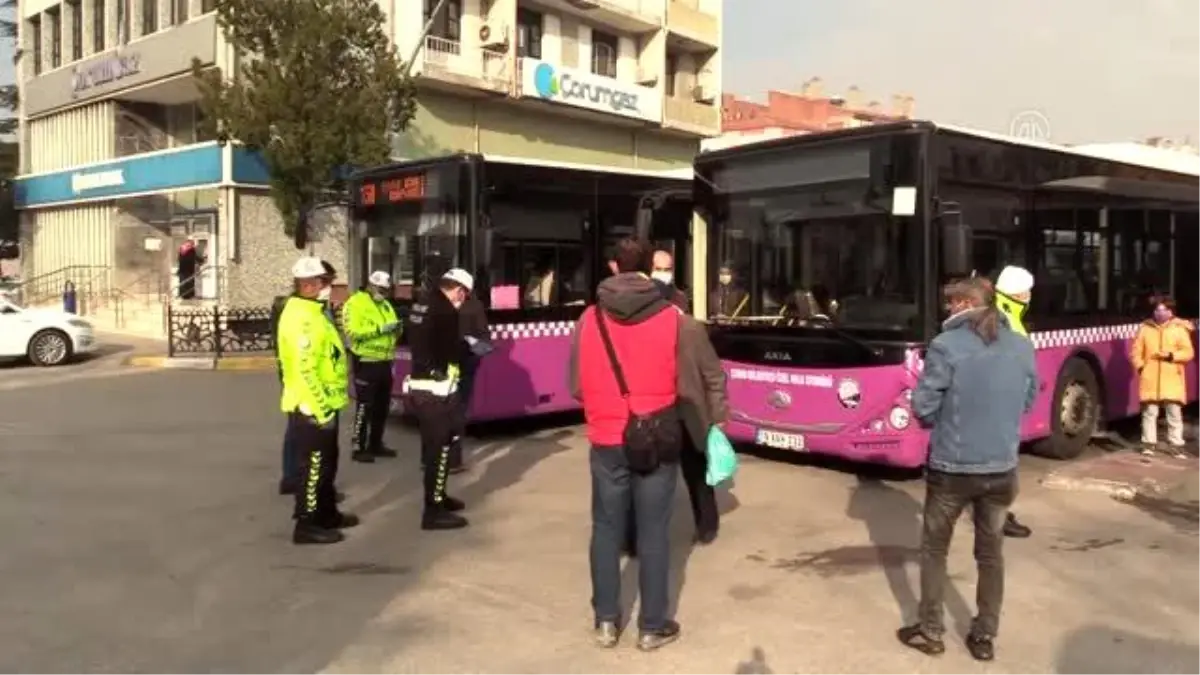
[666,0,718,47]
[664,96,720,135]
[421,35,510,91]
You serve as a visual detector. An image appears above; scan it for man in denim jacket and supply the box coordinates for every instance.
[898,277,1037,663]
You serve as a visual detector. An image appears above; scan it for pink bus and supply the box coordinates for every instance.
[347,153,692,422]
[693,122,1199,466]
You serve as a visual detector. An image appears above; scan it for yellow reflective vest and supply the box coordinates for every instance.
[341,289,399,362]
[278,295,349,423]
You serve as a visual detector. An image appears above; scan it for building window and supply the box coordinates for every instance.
[516,8,542,59]
[117,0,129,43]
[172,0,189,25]
[591,29,617,78]
[141,0,157,36]
[68,0,82,60]
[47,8,62,68]
[665,53,678,97]
[93,0,105,52]
[201,0,215,13]
[424,0,460,41]
[30,16,42,75]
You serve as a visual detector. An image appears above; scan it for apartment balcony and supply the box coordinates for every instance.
[418,36,512,96]
[666,0,718,49]
[663,95,719,136]
[533,0,663,33]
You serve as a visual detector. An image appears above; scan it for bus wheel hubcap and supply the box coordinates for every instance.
[1060,382,1092,436]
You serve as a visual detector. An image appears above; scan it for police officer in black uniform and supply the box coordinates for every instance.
[405,267,473,531]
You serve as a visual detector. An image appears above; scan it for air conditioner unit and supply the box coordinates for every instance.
[635,68,657,86]
[479,23,509,49]
[692,85,715,103]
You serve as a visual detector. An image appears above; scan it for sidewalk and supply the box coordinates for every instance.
[1042,449,1198,500]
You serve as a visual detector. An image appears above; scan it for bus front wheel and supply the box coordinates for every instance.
[1033,358,1100,461]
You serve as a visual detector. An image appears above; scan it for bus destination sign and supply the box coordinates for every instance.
[358,173,427,207]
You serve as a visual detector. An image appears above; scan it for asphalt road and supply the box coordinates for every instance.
[0,370,1196,673]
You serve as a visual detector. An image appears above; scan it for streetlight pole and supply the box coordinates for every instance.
[403,0,451,77]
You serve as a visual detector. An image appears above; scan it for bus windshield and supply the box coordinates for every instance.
[706,136,923,337]
[356,161,470,301]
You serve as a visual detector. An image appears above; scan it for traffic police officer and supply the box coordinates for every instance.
[405,267,473,531]
[277,256,358,545]
[342,270,402,463]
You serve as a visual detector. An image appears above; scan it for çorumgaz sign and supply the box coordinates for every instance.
[520,58,662,124]
[70,52,142,98]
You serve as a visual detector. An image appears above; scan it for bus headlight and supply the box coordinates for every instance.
[889,406,911,431]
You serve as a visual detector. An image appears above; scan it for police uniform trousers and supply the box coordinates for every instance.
[448,353,480,468]
[288,411,341,523]
[351,358,394,456]
[410,390,459,506]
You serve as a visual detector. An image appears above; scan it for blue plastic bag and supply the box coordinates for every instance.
[705,425,739,487]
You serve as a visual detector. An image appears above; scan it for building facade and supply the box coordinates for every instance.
[705,78,912,151]
[12,0,722,322]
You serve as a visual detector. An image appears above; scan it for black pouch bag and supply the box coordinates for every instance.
[594,309,682,473]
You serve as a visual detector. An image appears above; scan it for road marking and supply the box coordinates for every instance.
[0,365,155,392]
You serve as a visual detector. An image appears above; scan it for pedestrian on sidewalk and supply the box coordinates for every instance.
[569,237,686,652]
[342,270,402,464]
[992,265,1036,538]
[1131,295,1195,457]
[898,277,1037,662]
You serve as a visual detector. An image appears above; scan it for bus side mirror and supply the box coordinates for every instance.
[941,220,973,278]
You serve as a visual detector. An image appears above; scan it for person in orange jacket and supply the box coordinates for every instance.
[1131,295,1195,457]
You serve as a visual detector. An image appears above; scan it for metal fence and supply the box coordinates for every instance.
[167,305,275,357]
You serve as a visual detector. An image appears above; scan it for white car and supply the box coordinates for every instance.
[0,296,96,366]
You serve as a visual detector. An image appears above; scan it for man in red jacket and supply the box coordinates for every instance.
[568,237,685,652]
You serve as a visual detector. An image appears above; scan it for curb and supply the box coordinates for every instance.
[124,355,276,371]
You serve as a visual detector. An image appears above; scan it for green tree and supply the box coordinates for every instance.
[193,0,417,248]
[0,0,20,136]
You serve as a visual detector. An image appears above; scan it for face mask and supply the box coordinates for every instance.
[718,274,732,286]
[370,287,386,301]
[317,287,332,302]
[651,271,673,285]
[1154,308,1172,324]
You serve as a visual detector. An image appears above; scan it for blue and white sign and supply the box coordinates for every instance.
[15,143,224,208]
[520,58,661,123]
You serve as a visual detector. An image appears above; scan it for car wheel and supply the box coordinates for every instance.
[27,329,73,367]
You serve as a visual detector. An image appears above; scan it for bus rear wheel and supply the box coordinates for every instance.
[1032,358,1100,461]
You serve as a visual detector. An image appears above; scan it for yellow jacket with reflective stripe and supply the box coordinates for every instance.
[278,295,349,423]
[341,289,399,362]
[995,293,1029,337]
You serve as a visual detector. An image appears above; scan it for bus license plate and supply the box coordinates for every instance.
[756,429,805,451]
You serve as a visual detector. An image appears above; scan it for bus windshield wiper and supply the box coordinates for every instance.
[799,319,883,358]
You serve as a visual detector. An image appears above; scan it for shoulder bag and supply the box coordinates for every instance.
[594,308,682,473]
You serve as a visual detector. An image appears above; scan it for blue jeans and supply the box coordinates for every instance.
[589,446,677,631]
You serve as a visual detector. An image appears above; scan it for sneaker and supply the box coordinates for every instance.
[1168,445,1192,459]
[1140,445,1156,457]
[965,634,995,661]
[421,507,469,531]
[637,620,681,651]
[292,523,345,545]
[593,620,620,648]
[896,624,945,655]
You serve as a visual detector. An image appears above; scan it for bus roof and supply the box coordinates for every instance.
[697,120,1200,178]
[353,152,692,182]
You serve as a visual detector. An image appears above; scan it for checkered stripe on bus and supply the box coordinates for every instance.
[1030,323,1140,350]
[490,321,576,340]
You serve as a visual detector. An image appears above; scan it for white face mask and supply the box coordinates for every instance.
[651,271,673,285]
[718,274,732,286]
[370,287,386,301]
[317,286,332,302]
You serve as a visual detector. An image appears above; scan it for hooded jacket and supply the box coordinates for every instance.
[569,273,680,446]
[1131,317,1196,404]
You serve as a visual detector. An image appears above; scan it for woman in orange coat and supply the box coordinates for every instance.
[1131,296,1195,456]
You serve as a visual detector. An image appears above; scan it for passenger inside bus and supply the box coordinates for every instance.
[710,263,748,319]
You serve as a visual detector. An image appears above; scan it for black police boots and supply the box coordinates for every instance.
[422,498,468,530]
[293,522,344,545]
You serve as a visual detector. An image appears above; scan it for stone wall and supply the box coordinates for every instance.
[226,190,349,307]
